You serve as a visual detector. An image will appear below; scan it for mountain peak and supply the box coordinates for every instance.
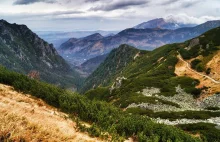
[0,19,7,23]
[134,17,196,30]
[83,33,104,41]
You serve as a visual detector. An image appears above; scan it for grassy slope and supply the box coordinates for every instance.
[0,84,100,142]
[85,43,200,106]
[0,66,200,142]
[83,28,220,126]
[85,27,220,107]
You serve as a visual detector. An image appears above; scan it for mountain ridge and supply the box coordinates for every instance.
[59,20,220,67]
[133,18,196,30]
[83,27,220,117]
[0,19,82,88]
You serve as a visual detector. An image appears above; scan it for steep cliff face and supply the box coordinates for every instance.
[0,20,82,88]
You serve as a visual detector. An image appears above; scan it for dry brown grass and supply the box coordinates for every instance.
[175,55,220,100]
[207,50,220,81]
[0,84,103,142]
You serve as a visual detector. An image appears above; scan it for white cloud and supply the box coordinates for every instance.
[0,0,219,31]
[164,14,220,24]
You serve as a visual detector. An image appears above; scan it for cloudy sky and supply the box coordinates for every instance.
[0,0,220,31]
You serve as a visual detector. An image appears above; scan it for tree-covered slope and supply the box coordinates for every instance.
[80,44,142,92]
[0,66,201,142]
[84,27,220,122]
[0,20,82,88]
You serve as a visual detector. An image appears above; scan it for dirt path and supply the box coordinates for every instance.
[175,54,220,99]
[177,54,220,84]
[0,84,102,142]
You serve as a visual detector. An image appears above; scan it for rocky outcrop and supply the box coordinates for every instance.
[187,38,200,50]
[153,117,220,126]
[127,85,220,112]
[110,76,127,94]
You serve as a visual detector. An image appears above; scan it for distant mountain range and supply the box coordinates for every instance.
[75,53,108,77]
[0,20,82,88]
[58,20,220,69]
[37,30,118,48]
[82,27,220,117]
[134,18,196,30]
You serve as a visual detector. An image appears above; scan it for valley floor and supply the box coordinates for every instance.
[0,84,102,142]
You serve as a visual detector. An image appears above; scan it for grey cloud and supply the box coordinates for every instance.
[160,0,181,5]
[90,0,148,11]
[0,10,84,20]
[50,10,83,15]
[85,0,100,2]
[181,0,200,8]
[14,0,56,5]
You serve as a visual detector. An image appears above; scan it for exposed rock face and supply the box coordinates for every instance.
[188,38,200,49]
[0,20,81,87]
[153,117,220,126]
[201,93,220,108]
[127,85,220,112]
[110,76,127,94]
[142,87,161,97]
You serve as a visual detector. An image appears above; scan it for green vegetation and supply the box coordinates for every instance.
[85,87,111,101]
[205,107,220,111]
[80,44,141,92]
[85,43,201,106]
[205,68,211,75]
[114,93,180,108]
[178,123,220,142]
[0,20,83,88]
[126,108,220,120]
[191,59,204,72]
[179,28,220,60]
[84,27,220,109]
[0,66,200,141]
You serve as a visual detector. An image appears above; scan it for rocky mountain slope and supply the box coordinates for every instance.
[0,20,82,88]
[83,28,220,133]
[133,18,196,30]
[59,20,220,66]
[81,44,140,92]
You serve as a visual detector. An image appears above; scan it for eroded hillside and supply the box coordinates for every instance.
[0,84,101,142]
